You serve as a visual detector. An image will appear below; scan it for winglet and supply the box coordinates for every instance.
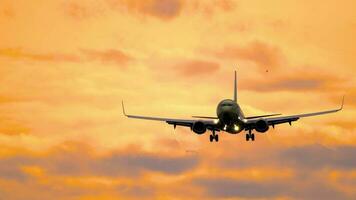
[122,100,127,116]
[340,95,345,111]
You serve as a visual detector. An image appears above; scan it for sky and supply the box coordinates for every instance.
[0,0,355,199]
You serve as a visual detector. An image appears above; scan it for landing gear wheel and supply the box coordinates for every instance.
[246,133,255,141]
[215,134,219,142]
[209,135,213,142]
[251,134,255,141]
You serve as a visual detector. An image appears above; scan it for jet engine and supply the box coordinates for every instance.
[192,121,207,134]
[255,119,269,133]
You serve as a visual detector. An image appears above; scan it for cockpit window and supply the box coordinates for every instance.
[222,103,233,106]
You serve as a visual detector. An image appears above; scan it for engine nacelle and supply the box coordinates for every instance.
[192,121,207,134]
[255,119,269,133]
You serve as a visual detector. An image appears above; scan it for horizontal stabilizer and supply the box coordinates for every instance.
[245,113,282,119]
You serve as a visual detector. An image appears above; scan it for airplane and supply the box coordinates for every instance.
[122,71,344,142]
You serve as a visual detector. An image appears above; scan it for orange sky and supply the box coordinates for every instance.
[0,0,355,199]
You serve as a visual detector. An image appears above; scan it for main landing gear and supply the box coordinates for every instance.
[246,129,255,141]
[209,130,219,142]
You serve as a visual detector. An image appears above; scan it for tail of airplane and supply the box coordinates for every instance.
[234,70,237,102]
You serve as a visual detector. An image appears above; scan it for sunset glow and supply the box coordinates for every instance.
[0,0,355,199]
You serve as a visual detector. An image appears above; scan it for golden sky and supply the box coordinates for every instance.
[0,0,355,199]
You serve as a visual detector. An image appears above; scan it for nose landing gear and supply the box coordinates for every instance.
[246,129,255,141]
[209,130,219,142]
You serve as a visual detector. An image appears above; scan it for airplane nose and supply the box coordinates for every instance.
[221,111,233,125]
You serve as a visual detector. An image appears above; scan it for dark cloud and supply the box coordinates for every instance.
[212,41,285,70]
[0,156,32,180]
[194,178,282,198]
[47,152,198,176]
[222,144,356,170]
[117,185,154,198]
[0,143,198,178]
[280,145,356,170]
[96,153,197,175]
[149,0,182,19]
[194,177,346,200]
[106,0,236,20]
[107,0,183,20]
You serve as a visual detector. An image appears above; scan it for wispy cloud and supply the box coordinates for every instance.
[0,48,80,62]
[241,70,344,92]
[0,48,133,67]
[81,49,132,66]
[174,60,220,77]
[107,0,183,20]
[211,41,286,70]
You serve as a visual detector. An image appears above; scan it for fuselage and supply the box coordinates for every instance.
[216,99,245,134]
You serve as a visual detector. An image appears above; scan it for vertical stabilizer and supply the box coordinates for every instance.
[234,70,237,102]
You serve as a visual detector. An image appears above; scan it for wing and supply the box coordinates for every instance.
[245,113,281,119]
[192,116,218,119]
[245,96,344,128]
[122,101,218,130]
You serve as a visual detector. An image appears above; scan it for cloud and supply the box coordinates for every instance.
[0,48,80,62]
[194,178,282,198]
[92,152,198,176]
[46,151,198,177]
[212,41,285,70]
[0,117,30,135]
[189,0,236,17]
[0,157,29,180]
[62,1,105,20]
[0,48,133,67]
[174,60,220,77]
[0,142,198,178]
[241,70,344,92]
[81,49,132,66]
[63,2,93,19]
[222,144,356,170]
[107,0,183,20]
[280,145,356,170]
[150,58,221,84]
[0,0,355,199]
[117,185,155,198]
[193,177,346,199]
[106,0,236,20]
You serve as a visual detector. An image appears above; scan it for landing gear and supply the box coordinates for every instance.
[209,130,219,142]
[246,130,255,141]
